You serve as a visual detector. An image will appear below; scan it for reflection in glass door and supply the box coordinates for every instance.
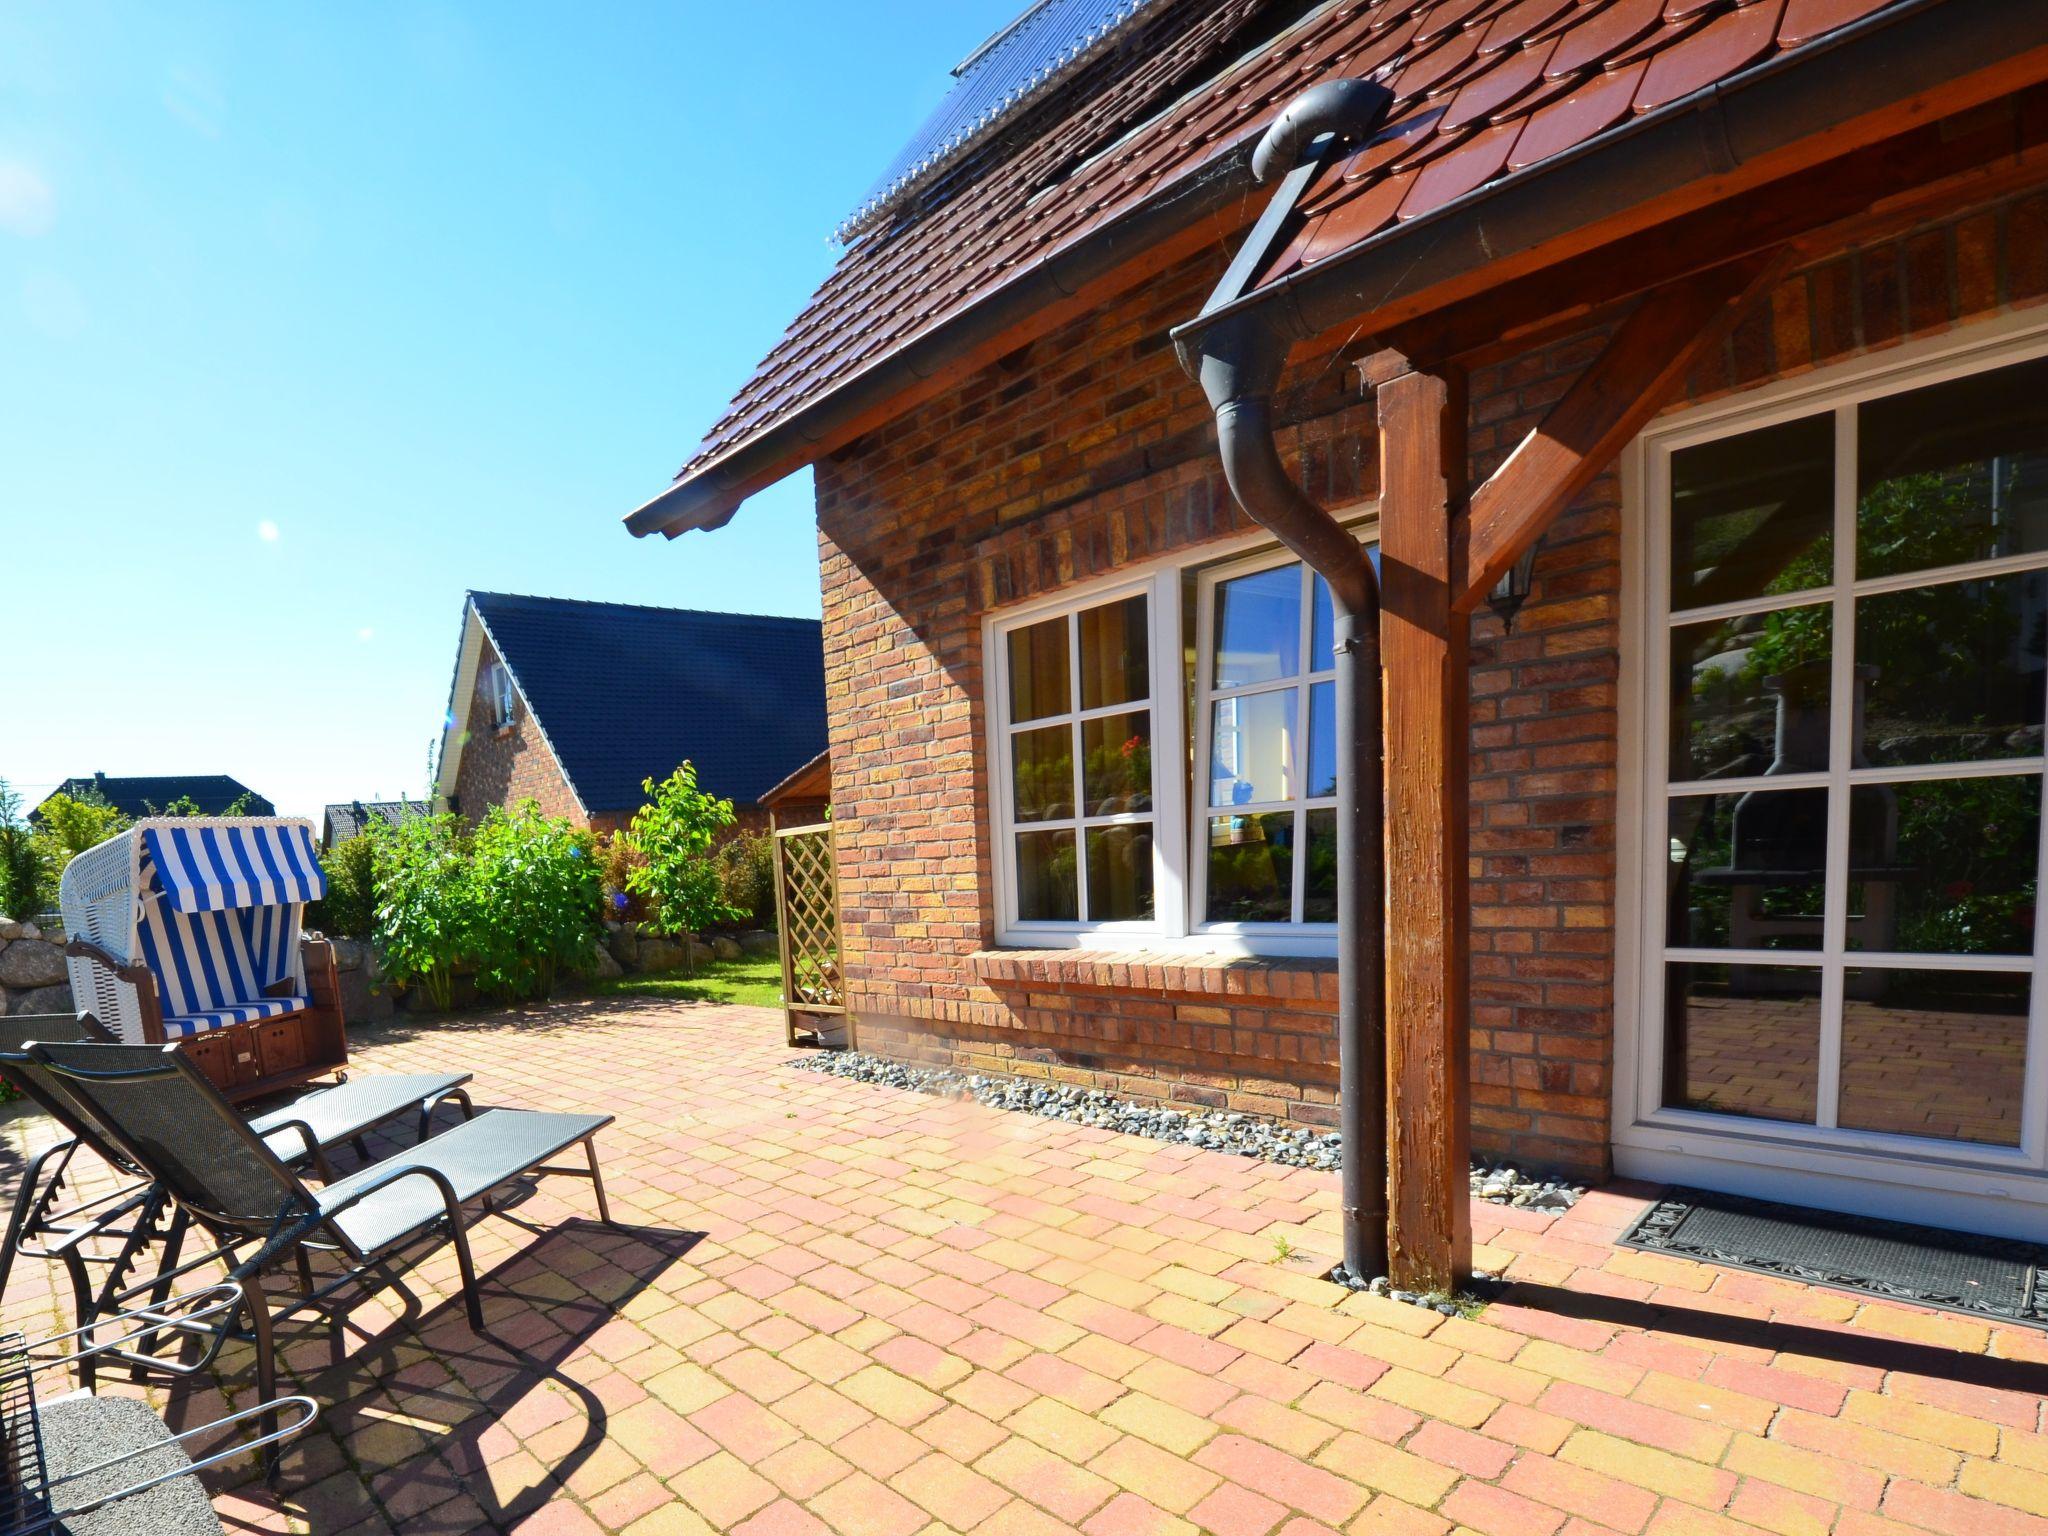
[1650,350,2048,1155]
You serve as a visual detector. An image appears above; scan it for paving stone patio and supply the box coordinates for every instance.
[4,998,2047,1536]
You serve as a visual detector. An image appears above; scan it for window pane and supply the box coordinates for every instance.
[1307,681,1337,799]
[1846,777,2040,955]
[1311,574,1335,672]
[1011,724,1073,823]
[1857,354,2048,578]
[1213,564,1301,687]
[1857,569,2048,766]
[1078,595,1150,710]
[1007,617,1069,722]
[1081,711,1152,816]
[1206,813,1295,923]
[1669,608,1831,782]
[1837,969,2030,1146]
[1015,830,1077,921]
[1210,690,1296,807]
[1669,413,1834,611]
[1667,791,1828,950]
[1662,961,1822,1124]
[1086,825,1154,922]
[1303,808,1337,922]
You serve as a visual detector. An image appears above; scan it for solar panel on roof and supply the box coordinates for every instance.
[833,0,1174,245]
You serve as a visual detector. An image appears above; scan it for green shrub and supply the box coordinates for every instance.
[0,781,47,921]
[715,832,775,929]
[625,763,743,971]
[309,830,380,940]
[467,804,601,1002]
[371,813,473,1012]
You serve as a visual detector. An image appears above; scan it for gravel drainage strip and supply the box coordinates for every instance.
[789,1051,1583,1214]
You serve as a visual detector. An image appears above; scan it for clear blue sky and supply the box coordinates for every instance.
[0,2,1017,821]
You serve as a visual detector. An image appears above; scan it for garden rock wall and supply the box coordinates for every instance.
[0,919,73,1016]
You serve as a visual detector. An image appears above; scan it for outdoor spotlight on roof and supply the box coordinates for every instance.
[1487,543,1540,633]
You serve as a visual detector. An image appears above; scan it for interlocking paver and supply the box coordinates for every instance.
[4,998,2046,1536]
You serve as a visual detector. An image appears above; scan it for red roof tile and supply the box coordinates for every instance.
[666,0,1921,502]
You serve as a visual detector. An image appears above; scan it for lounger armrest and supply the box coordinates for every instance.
[320,1162,467,1235]
[261,1117,322,1163]
[64,937,151,988]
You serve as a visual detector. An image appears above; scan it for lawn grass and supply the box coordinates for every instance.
[594,952,784,1009]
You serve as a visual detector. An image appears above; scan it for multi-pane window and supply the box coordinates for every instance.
[988,537,1371,950]
[1650,349,2048,1152]
[994,589,1159,930]
[1195,555,1340,929]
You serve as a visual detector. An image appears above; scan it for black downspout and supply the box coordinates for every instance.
[1179,79,1394,1281]
[1192,316,1386,1282]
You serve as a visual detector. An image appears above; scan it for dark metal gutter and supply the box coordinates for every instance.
[624,142,1265,539]
[1183,78,1395,1283]
[1172,0,2031,357]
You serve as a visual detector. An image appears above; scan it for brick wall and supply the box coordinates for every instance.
[813,179,2048,1180]
[450,632,589,829]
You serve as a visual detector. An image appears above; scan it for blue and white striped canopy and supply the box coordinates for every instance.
[142,822,326,915]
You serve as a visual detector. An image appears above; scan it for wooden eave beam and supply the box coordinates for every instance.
[1454,253,1790,613]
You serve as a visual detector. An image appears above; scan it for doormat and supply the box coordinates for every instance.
[1621,1187,2048,1329]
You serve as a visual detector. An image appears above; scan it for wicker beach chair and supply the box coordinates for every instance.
[58,819,348,1100]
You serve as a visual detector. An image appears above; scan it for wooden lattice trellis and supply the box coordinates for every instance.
[772,822,845,1047]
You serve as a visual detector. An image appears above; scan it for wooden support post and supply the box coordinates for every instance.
[1372,353,1472,1293]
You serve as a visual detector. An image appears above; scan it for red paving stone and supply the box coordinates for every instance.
[2,997,2045,1535]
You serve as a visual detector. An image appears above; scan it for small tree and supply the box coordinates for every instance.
[0,781,47,922]
[625,763,742,972]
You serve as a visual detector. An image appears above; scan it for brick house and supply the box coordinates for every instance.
[434,591,827,835]
[626,0,2048,1282]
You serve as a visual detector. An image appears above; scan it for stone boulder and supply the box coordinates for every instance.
[607,927,641,968]
[0,939,68,991]
[7,982,74,1016]
[738,929,780,958]
[591,944,624,980]
[710,935,743,962]
[636,936,686,974]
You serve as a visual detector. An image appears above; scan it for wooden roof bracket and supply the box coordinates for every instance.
[1453,250,1796,614]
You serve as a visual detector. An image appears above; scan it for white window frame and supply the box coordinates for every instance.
[1615,309,2048,1232]
[983,519,1374,956]
[1190,545,1341,947]
[987,570,1187,947]
[483,662,516,730]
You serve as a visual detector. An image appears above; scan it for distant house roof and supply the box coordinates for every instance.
[437,592,828,816]
[35,773,274,821]
[321,799,430,848]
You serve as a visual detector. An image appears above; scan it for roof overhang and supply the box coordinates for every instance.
[624,135,1266,540]
[1173,0,2048,365]
[629,0,2048,543]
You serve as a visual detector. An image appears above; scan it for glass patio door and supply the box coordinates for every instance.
[1645,346,2048,1162]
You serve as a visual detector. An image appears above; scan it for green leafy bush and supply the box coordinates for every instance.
[371,813,473,1012]
[309,830,381,940]
[466,804,601,1002]
[715,831,775,929]
[33,790,129,879]
[626,763,743,970]
[0,781,47,922]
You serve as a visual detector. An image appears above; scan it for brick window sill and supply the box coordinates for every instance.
[970,946,1336,1003]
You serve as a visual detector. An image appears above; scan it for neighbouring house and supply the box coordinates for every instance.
[625,0,2048,1282]
[434,591,827,835]
[320,799,430,848]
[33,772,274,821]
